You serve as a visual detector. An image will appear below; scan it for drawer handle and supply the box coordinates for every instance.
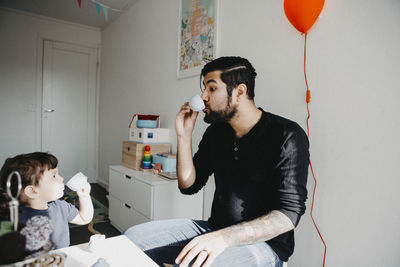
[125,175,131,179]
[124,203,131,209]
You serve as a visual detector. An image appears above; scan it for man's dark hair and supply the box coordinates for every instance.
[201,56,257,99]
[0,152,58,201]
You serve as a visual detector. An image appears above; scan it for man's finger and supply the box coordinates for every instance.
[179,247,203,267]
[192,250,208,267]
[175,240,196,264]
[190,110,199,119]
[202,252,217,267]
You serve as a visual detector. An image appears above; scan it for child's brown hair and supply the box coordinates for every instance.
[0,152,58,206]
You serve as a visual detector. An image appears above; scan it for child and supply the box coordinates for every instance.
[0,152,93,249]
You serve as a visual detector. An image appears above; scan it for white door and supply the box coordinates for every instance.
[42,40,97,181]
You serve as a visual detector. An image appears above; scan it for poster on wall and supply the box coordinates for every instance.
[177,0,219,79]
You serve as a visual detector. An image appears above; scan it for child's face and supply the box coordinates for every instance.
[36,167,65,203]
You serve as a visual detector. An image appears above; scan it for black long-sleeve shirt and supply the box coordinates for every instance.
[180,109,310,261]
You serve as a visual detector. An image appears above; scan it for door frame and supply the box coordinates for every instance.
[35,35,100,181]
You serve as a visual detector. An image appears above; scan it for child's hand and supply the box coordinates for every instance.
[71,180,94,225]
[76,181,91,198]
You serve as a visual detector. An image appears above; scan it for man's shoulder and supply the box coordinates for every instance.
[262,111,306,136]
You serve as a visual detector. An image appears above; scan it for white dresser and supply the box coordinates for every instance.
[108,165,203,232]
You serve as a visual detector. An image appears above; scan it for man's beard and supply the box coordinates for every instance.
[203,97,238,124]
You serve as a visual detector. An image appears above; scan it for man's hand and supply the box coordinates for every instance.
[175,102,198,139]
[175,231,229,267]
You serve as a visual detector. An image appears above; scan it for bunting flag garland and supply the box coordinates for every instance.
[94,2,101,17]
[75,0,122,21]
[86,0,93,9]
[102,5,108,21]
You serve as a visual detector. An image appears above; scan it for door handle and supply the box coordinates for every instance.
[43,108,55,113]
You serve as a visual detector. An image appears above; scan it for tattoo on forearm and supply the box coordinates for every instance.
[220,210,295,246]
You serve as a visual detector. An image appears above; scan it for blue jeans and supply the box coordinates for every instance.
[124,219,283,267]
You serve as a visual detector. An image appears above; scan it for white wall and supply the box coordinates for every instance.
[99,0,400,266]
[0,8,100,166]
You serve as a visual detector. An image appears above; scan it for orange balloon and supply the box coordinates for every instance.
[284,0,325,33]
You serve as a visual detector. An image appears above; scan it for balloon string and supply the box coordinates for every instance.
[304,33,311,136]
[304,32,327,267]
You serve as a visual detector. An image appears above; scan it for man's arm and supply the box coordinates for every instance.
[175,102,198,189]
[220,210,294,246]
[175,210,294,267]
[177,135,196,189]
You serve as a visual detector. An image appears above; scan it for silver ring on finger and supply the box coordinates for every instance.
[201,249,209,255]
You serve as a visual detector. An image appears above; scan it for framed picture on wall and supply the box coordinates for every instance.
[177,0,219,79]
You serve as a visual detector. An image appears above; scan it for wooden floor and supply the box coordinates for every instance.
[69,183,121,246]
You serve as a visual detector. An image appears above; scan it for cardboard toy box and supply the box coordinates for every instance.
[122,141,171,171]
[128,114,169,143]
[129,127,169,144]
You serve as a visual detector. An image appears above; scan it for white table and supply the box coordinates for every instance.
[53,235,158,267]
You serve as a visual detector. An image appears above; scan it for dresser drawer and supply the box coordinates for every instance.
[128,208,150,227]
[109,195,150,232]
[109,168,132,204]
[109,195,132,232]
[109,168,152,218]
[129,178,152,218]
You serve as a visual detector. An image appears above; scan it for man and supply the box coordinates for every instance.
[125,56,309,267]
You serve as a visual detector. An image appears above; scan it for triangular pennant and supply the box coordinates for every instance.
[77,0,82,8]
[94,2,101,17]
[87,0,92,9]
[102,6,109,21]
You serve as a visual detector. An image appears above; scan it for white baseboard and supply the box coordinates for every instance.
[96,179,109,191]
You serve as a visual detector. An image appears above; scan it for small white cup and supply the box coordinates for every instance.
[66,172,87,191]
[88,234,106,253]
[189,95,205,112]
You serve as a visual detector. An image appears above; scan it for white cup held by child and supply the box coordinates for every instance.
[66,172,87,191]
